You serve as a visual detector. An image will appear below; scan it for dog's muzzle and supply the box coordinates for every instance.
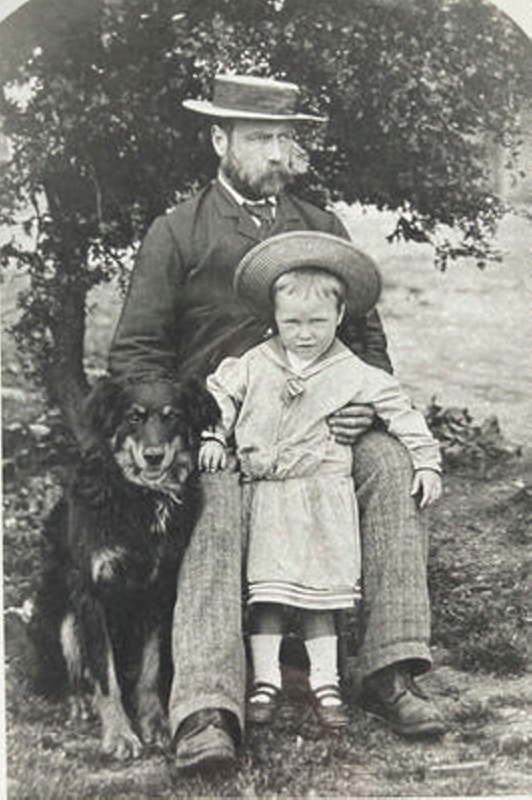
[114,436,194,503]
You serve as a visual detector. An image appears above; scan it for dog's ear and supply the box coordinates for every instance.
[83,379,127,439]
[179,377,221,435]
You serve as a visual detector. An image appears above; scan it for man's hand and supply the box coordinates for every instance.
[199,440,227,473]
[327,402,376,445]
[411,469,442,509]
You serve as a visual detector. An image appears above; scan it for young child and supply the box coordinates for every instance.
[199,231,442,730]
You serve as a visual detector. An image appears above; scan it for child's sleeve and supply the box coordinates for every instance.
[205,355,249,440]
[362,368,441,473]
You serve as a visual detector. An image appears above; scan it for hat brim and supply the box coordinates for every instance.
[182,99,327,122]
[234,232,381,320]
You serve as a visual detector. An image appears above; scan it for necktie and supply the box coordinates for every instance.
[243,200,275,234]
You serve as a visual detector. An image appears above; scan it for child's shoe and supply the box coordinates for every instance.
[246,682,281,725]
[311,684,350,730]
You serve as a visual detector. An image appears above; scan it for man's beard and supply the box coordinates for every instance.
[221,152,293,200]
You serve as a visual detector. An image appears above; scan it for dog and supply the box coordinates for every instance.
[29,377,220,759]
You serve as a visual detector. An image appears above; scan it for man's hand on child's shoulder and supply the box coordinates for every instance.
[411,469,442,509]
[199,437,227,472]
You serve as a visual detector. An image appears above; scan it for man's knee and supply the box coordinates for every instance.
[187,468,243,549]
[198,466,241,505]
[199,457,241,485]
[353,430,413,490]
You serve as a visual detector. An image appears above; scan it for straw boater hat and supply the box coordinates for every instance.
[234,232,381,319]
[182,74,326,122]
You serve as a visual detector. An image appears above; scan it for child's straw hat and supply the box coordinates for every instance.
[234,231,381,318]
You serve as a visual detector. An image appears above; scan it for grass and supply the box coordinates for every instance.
[3,208,532,796]
[3,433,532,797]
[427,472,530,676]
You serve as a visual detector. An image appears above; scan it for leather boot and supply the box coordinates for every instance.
[361,663,447,737]
[173,708,238,773]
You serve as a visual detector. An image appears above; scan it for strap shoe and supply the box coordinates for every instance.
[311,684,350,730]
[246,681,281,725]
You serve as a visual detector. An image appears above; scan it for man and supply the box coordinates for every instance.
[108,74,446,773]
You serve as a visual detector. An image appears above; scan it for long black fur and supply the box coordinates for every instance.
[29,377,220,757]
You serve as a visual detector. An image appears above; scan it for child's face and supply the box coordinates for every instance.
[274,292,344,362]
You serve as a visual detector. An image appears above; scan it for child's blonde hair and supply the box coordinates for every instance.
[272,268,346,311]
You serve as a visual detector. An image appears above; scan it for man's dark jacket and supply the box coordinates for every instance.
[108,180,392,381]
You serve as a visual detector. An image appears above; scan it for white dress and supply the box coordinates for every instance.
[206,337,440,610]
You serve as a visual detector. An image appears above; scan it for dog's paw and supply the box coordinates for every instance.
[101,721,143,760]
[138,704,170,748]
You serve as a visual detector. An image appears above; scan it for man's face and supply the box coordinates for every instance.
[212,120,296,200]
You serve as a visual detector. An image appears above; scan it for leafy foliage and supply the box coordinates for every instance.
[0,0,530,434]
[425,400,522,475]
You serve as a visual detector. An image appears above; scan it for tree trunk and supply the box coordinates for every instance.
[41,173,99,451]
[47,280,93,451]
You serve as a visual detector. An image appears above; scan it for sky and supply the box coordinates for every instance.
[489,0,532,36]
[0,0,28,24]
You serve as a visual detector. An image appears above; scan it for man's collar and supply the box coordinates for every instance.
[217,172,277,208]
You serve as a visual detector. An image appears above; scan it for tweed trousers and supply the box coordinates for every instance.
[168,430,431,736]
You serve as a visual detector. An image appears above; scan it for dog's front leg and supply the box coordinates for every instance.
[59,612,92,722]
[134,625,169,748]
[79,596,142,760]
[95,650,144,760]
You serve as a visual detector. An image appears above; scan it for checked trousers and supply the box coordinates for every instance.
[168,430,431,736]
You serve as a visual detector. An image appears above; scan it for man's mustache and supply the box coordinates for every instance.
[260,165,293,182]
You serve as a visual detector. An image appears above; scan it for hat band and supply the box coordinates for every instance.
[212,81,298,116]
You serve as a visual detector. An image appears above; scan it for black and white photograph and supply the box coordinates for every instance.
[1,0,531,797]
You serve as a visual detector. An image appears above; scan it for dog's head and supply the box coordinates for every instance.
[84,378,220,500]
